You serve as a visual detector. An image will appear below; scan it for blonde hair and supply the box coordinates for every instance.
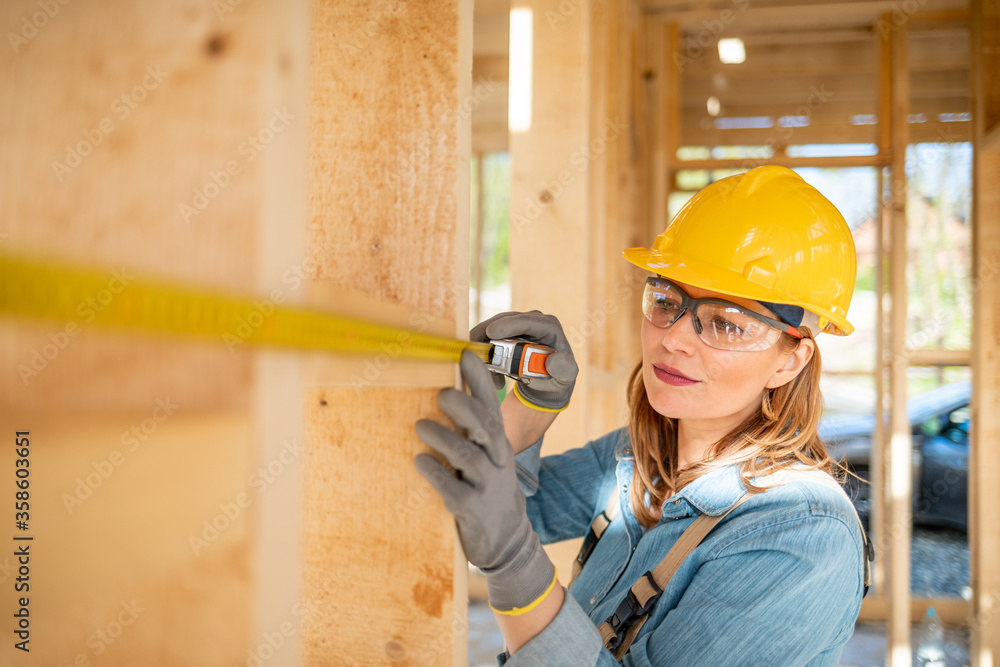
[626,329,839,528]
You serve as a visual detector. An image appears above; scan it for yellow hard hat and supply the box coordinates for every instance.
[623,165,856,335]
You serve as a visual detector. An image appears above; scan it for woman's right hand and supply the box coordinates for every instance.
[470,311,579,412]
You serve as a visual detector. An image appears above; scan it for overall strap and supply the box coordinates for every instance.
[597,492,754,659]
[597,467,875,659]
[569,491,620,587]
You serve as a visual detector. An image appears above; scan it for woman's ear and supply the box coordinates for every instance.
[766,337,815,389]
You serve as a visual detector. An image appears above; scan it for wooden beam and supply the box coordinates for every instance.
[676,33,970,79]
[670,155,890,170]
[302,2,472,665]
[0,1,297,662]
[970,125,1000,667]
[908,8,970,24]
[649,21,679,236]
[886,14,913,667]
[586,0,646,439]
[984,122,1000,152]
[903,349,972,366]
[970,2,1000,664]
[858,596,973,626]
[872,161,888,598]
[878,19,893,154]
[676,121,969,147]
[508,0,595,582]
[474,6,511,56]
[644,0,968,12]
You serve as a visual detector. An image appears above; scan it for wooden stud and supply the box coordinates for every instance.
[509,0,594,580]
[886,16,912,667]
[663,21,680,229]
[0,1,300,663]
[301,2,472,665]
[970,1,1000,664]
[872,161,888,598]
[472,152,486,326]
[647,15,669,237]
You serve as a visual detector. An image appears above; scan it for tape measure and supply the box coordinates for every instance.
[0,254,493,365]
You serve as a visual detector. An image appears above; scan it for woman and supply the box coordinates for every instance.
[414,166,870,665]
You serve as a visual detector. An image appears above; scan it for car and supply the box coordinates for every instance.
[819,381,970,532]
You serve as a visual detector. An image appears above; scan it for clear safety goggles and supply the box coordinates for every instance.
[642,277,802,352]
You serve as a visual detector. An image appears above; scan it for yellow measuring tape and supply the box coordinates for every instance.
[0,254,492,364]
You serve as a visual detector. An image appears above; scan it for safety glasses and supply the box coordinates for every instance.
[642,277,802,352]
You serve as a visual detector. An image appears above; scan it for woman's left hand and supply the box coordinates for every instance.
[414,350,556,614]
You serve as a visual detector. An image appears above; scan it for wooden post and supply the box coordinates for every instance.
[508,0,593,580]
[970,2,1000,664]
[508,0,647,581]
[886,15,913,667]
[0,1,474,665]
[301,1,472,665]
[0,0,300,664]
[586,0,646,440]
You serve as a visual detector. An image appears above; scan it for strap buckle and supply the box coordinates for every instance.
[603,572,662,651]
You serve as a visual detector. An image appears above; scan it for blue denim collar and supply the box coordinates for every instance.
[669,464,747,516]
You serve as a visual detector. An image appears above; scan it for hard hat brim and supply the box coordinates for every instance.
[622,247,854,336]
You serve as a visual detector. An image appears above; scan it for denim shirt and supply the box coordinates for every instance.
[498,427,866,667]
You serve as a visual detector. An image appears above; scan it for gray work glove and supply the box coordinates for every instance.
[470,310,578,411]
[414,350,557,613]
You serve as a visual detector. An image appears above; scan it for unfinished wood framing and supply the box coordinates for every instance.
[0,1,301,663]
[970,2,1000,664]
[0,0,473,664]
[509,0,594,580]
[3,0,992,663]
[301,1,472,665]
[585,0,647,440]
[885,16,913,667]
